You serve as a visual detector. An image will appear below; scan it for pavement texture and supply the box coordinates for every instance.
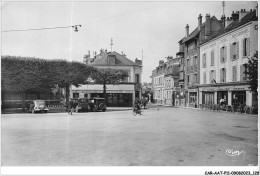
[1,106,258,166]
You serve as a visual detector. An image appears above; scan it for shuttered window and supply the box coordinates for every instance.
[232,66,237,82]
[203,72,206,84]
[203,54,206,68]
[230,42,239,60]
[220,46,227,63]
[243,38,250,57]
[211,50,214,66]
[240,64,248,81]
[220,68,226,82]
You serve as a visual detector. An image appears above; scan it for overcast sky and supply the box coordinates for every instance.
[1,1,257,83]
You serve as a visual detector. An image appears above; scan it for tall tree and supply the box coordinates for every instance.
[2,56,94,111]
[246,51,258,96]
[90,68,129,103]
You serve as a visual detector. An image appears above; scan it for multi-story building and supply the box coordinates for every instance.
[151,57,179,106]
[71,49,142,107]
[198,8,258,107]
[180,14,223,107]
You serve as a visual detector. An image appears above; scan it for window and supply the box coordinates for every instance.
[187,59,190,71]
[211,50,214,66]
[232,91,246,106]
[135,74,140,83]
[187,75,190,83]
[243,38,250,57]
[84,94,88,98]
[232,66,238,82]
[240,64,248,81]
[230,42,239,60]
[203,72,206,84]
[220,68,226,82]
[220,46,227,63]
[202,54,206,68]
[194,74,197,83]
[73,93,79,99]
[194,56,197,69]
[209,70,216,83]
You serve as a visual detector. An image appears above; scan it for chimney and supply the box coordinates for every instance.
[221,15,226,28]
[135,58,142,65]
[231,11,239,21]
[185,24,189,37]
[225,17,233,27]
[159,60,164,66]
[239,9,248,20]
[198,14,202,30]
[205,13,211,36]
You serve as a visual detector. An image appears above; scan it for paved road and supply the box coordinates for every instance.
[1,107,258,166]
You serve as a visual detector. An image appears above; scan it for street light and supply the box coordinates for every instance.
[72,25,82,32]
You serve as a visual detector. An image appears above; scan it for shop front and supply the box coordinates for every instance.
[217,91,228,104]
[199,82,256,107]
[188,88,198,108]
[71,84,135,107]
[202,91,214,104]
[174,87,185,107]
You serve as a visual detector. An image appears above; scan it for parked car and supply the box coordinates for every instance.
[88,97,107,112]
[28,100,49,113]
[76,98,89,112]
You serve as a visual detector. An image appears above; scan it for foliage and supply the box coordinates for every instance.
[90,68,129,102]
[1,56,94,110]
[245,51,258,95]
[90,68,129,85]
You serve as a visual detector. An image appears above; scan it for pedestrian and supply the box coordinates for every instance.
[142,97,148,109]
[68,100,74,115]
[134,98,141,110]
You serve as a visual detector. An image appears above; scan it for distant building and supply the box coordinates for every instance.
[151,57,180,106]
[71,49,142,107]
[198,8,258,107]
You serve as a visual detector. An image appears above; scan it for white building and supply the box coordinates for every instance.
[71,50,142,107]
[151,57,180,106]
[199,9,258,107]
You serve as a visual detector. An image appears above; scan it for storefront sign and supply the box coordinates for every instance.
[188,89,197,92]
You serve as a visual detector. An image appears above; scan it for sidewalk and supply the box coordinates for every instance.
[1,107,132,114]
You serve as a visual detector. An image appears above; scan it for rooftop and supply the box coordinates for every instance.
[200,10,257,45]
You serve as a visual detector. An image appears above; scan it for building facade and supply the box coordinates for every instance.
[151,57,180,106]
[181,14,223,108]
[71,49,142,107]
[198,9,258,107]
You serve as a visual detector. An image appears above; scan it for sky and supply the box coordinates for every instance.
[1,1,257,83]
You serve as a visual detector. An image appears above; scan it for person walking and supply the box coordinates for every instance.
[68,100,74,115]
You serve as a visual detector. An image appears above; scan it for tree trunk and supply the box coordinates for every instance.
[103,83,107,104]
[65,85,70,104]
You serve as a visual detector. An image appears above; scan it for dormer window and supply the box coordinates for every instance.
[108,55,116,65]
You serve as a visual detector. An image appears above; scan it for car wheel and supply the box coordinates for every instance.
[44,110,48,113]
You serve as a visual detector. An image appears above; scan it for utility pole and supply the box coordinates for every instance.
[110,38,113,52]
[222,1,225,17]
[142,50,143,65]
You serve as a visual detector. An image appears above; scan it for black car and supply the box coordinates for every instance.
[88,98,107,112]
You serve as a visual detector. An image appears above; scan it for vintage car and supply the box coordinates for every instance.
[88,97,107,112]
[75,98,89,112]
[28,100,49,113]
